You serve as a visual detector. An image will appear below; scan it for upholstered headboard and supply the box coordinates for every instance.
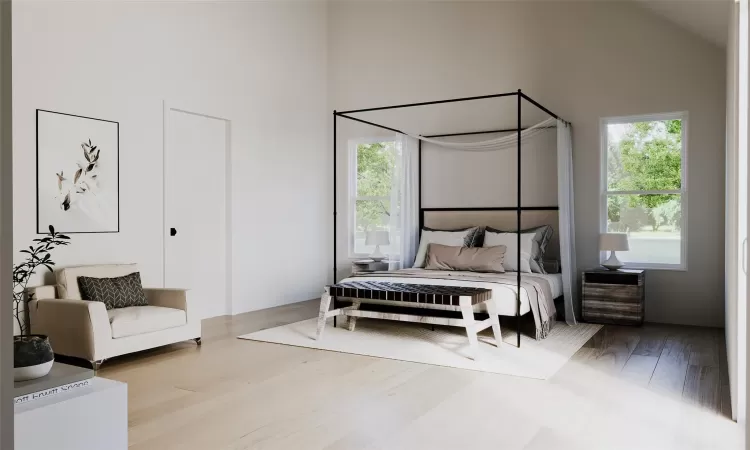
[422,208,560,261]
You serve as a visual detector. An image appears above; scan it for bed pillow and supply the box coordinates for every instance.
[485,225,553,273]
[482,231,535,273]
[412,226,480,268]
[423,226,482,247]
[425,244,506,273]
[543,260,560,274]
[78,272,149,310]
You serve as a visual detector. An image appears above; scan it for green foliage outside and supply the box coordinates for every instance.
[607,120,682,232]
[355,141,399,232]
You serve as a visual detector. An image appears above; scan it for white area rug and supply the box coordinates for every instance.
[238,318,602,380]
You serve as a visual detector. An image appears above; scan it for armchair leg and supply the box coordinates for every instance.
[91,359,105,371]
[194,337,202,346]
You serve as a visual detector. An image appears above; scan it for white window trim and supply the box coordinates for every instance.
[599,111,689,271]
[348,136,400,259]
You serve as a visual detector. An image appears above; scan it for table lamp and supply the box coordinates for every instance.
[600,233,629,270]
[366,230,390,262]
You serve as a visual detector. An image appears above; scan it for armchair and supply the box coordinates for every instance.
[28,264,201,370]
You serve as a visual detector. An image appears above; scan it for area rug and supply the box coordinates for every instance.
[238,318,601,380]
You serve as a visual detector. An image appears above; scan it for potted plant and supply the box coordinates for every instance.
[13,335,55,381]
[12,225,70,381]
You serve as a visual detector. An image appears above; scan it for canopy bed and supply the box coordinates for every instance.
[330,90,576,348]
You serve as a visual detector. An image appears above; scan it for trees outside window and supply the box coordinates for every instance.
[349,138,401,257]
[602,113,687,269]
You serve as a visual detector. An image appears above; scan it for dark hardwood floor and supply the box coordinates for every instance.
[574,322,730,418]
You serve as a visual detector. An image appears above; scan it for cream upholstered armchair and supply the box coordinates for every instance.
[28,264,201,370]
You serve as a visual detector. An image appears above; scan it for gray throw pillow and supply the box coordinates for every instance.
[543,259,560,274]
[78,272,149,310]
[485,225,553,274]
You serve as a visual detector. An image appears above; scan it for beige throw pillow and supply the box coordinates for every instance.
[425,244,506,273]
[412,227,480,268]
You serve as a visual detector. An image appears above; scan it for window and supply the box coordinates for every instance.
[601,112,687,269]
[349,137,402,258]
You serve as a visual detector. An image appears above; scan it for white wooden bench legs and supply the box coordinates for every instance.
[316,290,504,360]
[316,288,332,340]
[346,301,361,331]
[484,296,503,347]
[459,297,480,359]
[316,289,361,340]
[460,297,503,360]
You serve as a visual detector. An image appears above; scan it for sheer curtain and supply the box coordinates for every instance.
[397,136,420,269]
[557,120,578,324]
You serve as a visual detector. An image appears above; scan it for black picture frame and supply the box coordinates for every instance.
[36,109,120,234]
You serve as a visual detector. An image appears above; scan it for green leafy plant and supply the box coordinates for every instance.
[355,141,398,231]
[607,120,683,231]
[12,225,71,334]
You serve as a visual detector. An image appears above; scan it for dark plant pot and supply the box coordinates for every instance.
[14,334,54,381]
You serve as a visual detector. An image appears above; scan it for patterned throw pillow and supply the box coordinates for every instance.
[77,272,149,310]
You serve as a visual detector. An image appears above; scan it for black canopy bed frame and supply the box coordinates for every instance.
[332,89,568,348]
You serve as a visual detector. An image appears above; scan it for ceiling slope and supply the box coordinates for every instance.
[635,0,731,48]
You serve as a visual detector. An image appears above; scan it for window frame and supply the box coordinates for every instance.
[599,111,689,271]
[348,136,400,259]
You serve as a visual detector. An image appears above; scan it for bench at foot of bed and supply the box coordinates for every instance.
[316,282,502,360]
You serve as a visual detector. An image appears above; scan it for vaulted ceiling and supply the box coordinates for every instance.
[635,0,731,48]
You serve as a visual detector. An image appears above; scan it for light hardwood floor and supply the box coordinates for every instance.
[97,300,741,450]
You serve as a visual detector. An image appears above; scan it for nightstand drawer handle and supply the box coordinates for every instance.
[743,238,747,275]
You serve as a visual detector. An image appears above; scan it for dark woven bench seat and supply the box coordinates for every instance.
[329,281,492,307]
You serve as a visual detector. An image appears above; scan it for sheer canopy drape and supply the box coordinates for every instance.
[556,120,578,324]
[397,136,420,269]
[406,118,556,152]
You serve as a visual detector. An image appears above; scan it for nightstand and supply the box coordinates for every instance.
[351,260,399,273]
[582,269,645,325]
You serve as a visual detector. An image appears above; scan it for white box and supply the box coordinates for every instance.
[15,377,127,450]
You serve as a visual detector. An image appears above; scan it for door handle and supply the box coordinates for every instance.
[170,228,177,237]
[743,238,747,275]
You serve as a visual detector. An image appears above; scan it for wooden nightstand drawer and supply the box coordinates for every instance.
[583,284,642,303]
[582,269,645,325]
[582,300,642,314]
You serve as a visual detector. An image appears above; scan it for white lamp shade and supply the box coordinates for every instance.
[599,233,629,251]
[366,230,390,246]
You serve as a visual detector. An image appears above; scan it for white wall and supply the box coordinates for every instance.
[330,1,727,326]
[13,1,330,323]
[421,131,558,208]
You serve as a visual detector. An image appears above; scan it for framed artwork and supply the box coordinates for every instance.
[36,109,119,234]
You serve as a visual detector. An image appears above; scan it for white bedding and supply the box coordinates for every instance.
[341,270,562,317]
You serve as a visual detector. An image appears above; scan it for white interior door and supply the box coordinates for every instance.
[164,106,229,319]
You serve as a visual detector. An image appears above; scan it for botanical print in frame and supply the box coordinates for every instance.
[36,109,119,233]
